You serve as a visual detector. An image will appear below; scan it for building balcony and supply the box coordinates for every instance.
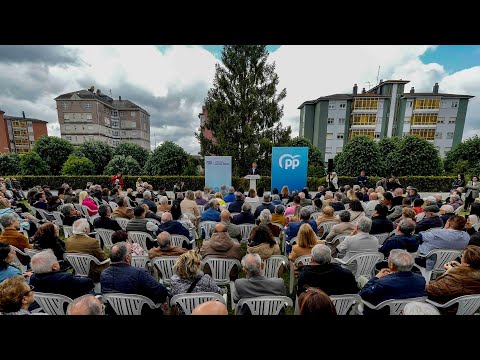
[410,124,437,129]
[350,124,376,129]
[351,108,378,113]
[413,108,439,113]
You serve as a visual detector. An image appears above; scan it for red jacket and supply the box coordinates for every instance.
[111,175,124,186]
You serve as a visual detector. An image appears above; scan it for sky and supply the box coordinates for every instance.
[0,45,479,155]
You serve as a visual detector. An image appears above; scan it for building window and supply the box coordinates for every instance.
[448,118,456,124]
[112,111,118,117]
[336,146,343,152]
[326,133,333,140]
[409,101,413,108]
[446,132,454,139]
[349,129,375,139]
[351,114,376,125]
[120,111,125,117]
[435,132,442,139]
[337,134,344,139]
[325,147,332,154]
[404,117,411,124]
[85,103,91,110]
[411,114,437,125]
[414,99,440,109]
[410,129,435,140]
[338,118,345,125]
[376,117,382,124]
[62,102,69,110]
[131,111,136,117]
[66,136,72,141]
[327,118,334,124]
[437,117,444,124]
[374,133,380,139]
[353,98,379,110]
[440,101,447,108]
[339,103,346,109]
[451,101,459,108]
[328,104,335,110]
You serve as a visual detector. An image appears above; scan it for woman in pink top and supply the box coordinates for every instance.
[79,191,98,216]
[284,195,301,217]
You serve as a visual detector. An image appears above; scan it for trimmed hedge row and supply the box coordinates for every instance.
[13,175,457,192]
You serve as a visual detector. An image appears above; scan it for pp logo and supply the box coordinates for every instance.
[279,154,300,170]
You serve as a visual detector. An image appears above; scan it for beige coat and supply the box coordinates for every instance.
[111,206,134,220]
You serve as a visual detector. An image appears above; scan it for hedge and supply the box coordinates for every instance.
[12,175,457,192]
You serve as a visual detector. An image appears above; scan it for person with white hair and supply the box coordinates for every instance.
[223,186,236,203]
[157,212,192,248]
[67,294,105,315]
[139,190,157,213]
[65,219,109,281]
[402,301,440,315]
[253,193,275,218]
[440,204,455,224]
[415,205,444,233]
[30,250,94,299]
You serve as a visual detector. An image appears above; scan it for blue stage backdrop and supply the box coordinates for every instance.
[205,156,232,193]
[271,147,309,193]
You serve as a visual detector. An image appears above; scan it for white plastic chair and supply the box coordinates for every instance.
[289,255,312,294]
[334,252,384,279]
[235,296,293,315]
[63,253,110,277]
[25,248,41,258]
[359,296,427,315]
[330,294,362,315]
[36,208,54,223]
[318,221,337,238]
[170,234,195,249]
[426,294,480,315]
[238,223,255,243]
[202,257,241,309]
[170,292,227,315]
[197,205,205,214]
[74,203,84,215]
[453,205,464,215]
[374,233,391,245]
[109,201,119,210]
[11,246,29,272]
[325,234,347,247]
[52,211,64,226]
[199,221,217,240]
[148,218,161,226]
[310,212,322,221]
[263,255,288,279]
[128,231,155,252]
[130,255,150,270]
[63,225,73,238]
[95,228,115,250]
[34,292,73,315]
[413,249,463,282]
[151,256,179,285]
[115,218,129,230]
[103,293,161,315]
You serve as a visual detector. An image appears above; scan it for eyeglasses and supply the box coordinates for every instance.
[23,284,34,296]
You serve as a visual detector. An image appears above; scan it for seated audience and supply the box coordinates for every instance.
[297,287,337,316]
[232,203,255,225]
[289,224,323,275]
[79,191,98,216]
[61,203,82,226]
[32,223,66,262]
[67,294,105,315]
[191,300,228,315]
[379,218,419,258]
[148,231,187,259]
[111,197,134,220]
[415,205,444,233]
[0,276,35,315]
[93,204,122,231]
[370,204,394,235]
[247,224,281,260]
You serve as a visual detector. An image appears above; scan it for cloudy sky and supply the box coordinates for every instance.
[0,45,479,154]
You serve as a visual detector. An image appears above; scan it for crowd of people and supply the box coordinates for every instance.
[0,170,480,316]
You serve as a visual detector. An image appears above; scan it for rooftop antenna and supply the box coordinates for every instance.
[376,66,381,84]
[365,81,372,90]
[109,89,113,98]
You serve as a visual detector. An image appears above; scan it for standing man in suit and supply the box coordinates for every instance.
[233,253,286,315]
[248,162,259,175]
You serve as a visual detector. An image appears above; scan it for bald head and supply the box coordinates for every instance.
[67,295,104,315]
[299,192,305,199]
[157,231,171,248]
[369,192,378,201]
[220,210,231,222]
[191,300,228,315]
[161,212,173,222]
[214,222,227,233]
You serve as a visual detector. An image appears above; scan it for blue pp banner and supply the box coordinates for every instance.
[271,147,309,193]
[205,156,232,193]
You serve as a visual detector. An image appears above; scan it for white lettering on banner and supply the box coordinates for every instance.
[279,154,301,170]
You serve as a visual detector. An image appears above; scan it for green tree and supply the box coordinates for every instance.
[61,155,95,175]
[144,141,189,176]
[104,155,142,176]
[19,153,49,175]
[378,137,402,176]
[286,137,326,177]
[182,157,199,176]
[470,160,480,177]
[75,140,113,175]
[195,45,289,176]
[32,136,74,175]
[334,136,382,176]
[394,135,444,176]
[0,153,20,176]
[113,143,150,169]
[444,135,480,174]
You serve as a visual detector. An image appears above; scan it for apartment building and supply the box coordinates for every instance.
[298,80,473,161]
[0,110,48,154]
[55,87,150,150]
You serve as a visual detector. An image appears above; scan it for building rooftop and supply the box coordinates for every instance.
[367,79,410,94]
[298,93,389,109]
[4,115,48,124]
[401,93,474,99]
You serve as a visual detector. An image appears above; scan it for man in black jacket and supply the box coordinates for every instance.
[370,204,394,235]
[297,244,358,296]
[93,204,122,231]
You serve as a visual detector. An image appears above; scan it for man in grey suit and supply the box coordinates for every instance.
[233,253,286,315]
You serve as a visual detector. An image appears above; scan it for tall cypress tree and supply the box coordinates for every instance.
[196,45,289,176]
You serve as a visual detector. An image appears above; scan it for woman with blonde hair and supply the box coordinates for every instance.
[393,207,416,226]
[281,186,290,201]
[346,189,356,203]
[289,224,323,274]
[79,191,98,216]
[245,189,258,202]
[215,192,226,206]
[375,187,385,201]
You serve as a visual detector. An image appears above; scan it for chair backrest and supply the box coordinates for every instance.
[340,252,384,279]
[11,246,28,272]
[80,205,91,218]
[197,205,205,214]
[235,296,293,315]
[25,248,41,258]
[375,296,427,315]
[310,212,322,221]
[330,294,362,315]
[344,203,350,211]
[294,255,312,268]
[454,205,464,215]
[52,211,64,226]
[36,208,52,222]
[96,228,115,249]
[115,218,129,230]
[131,255,150,270]
[435,294,480,315]
[199,221,217,240]
[374,233,391,245]
[263,255,288,278]
[127,231,154,252]
[170,292,226,315]
[238,223,255,243]
[202,258,241,285]
[170,234,189,248]
[74,203,84,214]
[326,234,347,246]
[426,249,464,273]
[63,253,99,277]
[63,225,73,238]
[34,292,73,315]
[166,191,175,200]
[318,221,337,236]
[109,201,119,210]
[148,218,161,226]
[151,256,178,284]
[103,293,157,315]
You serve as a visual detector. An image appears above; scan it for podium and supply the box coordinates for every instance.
[244,175,260,192]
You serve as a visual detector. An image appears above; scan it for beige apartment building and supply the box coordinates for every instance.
[55,87,150,149]
[0,110,48,154]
